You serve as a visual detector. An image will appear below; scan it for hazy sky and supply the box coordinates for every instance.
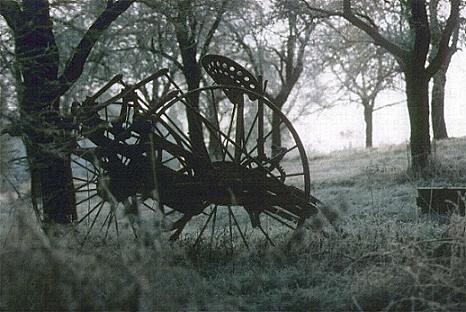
[294,51,466,153]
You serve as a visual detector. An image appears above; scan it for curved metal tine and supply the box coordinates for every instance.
[192,207,216,249]
[258,223,275,247]
[209,205,218,248]
[262,210,297,231]
[158,114,194,152]
[228,207,233,252]
[142,201,157,213]
[163,72,184,95]
[229,206,249,249]
[91,69,169,114]
[113,204,120,243]
[160,96,211,158]
[87,74,123,102]
[165,208,179,217]
[134,93,151,111]
[99,207,112,234]
[104,205,117,241]
[153,123,170,139]
[77,200,104,225]
[80,201,105,246]
[168,214,191,241]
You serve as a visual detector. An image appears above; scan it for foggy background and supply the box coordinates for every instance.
[297,51,466,153]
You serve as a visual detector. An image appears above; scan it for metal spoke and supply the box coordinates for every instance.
[113,205,120,238]
[244,107,260,149]
[73,176,93,183]
[100,208,112,233]
[263,210,297,230]
[258,224,275,246]
[76,188,97,193]
[80,201,105,246]
[229,206,249,249]
[283,172,305,178]
[193,208,215,249]
[74,180,97,192]
[259,145,298,167]
[222,103,236,161]
[241,121,285,163]
[229,207,233,252]
[161,155,177,165]
[76,193,99,206]
[72,158,98,175]
[142,201,157,213]
[165,208,179,216]
[160,112,195,150]
[77,200,104,225]
[209,205,218,247]
[104,208,115,240]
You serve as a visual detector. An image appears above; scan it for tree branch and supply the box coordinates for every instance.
[426,0,460,77]
[300,0,407,67]
[341,0,407,62]
[149,37,184,70]
[200,0,228,58]
[0,0,22,33]
[58,0,135,96]
[373,99,404,112]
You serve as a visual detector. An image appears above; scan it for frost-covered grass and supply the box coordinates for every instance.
[1,137,466,311]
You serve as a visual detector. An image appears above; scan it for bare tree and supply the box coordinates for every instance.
[429,0,462,140]
[320,24,400,148]
[300,0,460,171]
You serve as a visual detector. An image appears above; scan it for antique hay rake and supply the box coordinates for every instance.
[61,55,321,247]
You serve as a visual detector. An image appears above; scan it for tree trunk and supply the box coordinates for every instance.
[363,102,373,148]
[431,65,448,140]
[405,69,431,171]
[15,1,76,223]
[271,88,292,156]
[175,1,209,161]
[206,98,223,160]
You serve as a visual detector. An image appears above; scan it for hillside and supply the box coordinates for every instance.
[1,137,466,311]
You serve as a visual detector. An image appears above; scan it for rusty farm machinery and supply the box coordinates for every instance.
[51,55,322,247]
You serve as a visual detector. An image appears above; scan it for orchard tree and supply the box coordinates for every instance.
[301,0,460,171]
[428,0,462,140]
[0,0,135,223]
[319,25,400,148]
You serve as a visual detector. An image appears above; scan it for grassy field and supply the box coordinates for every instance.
[1,137,466,311]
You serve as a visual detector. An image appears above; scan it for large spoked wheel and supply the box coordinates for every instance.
[70,85,195,244]
[152,85,313,249]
